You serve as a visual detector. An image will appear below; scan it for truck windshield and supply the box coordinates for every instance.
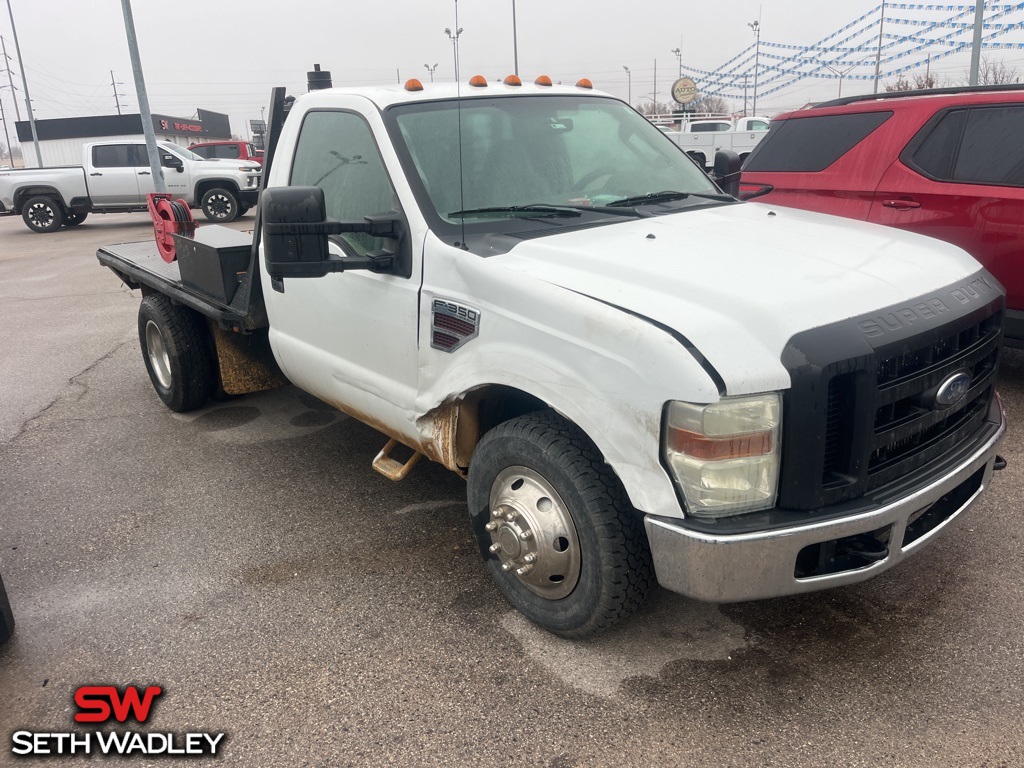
[387,95,721,229]
[161,144,203,162]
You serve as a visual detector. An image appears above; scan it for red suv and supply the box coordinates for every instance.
[740,85,1024,345]
[188,140,264,166]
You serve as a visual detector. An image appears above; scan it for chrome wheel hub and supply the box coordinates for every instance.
[487,466,580,599]
[145,320,172,389]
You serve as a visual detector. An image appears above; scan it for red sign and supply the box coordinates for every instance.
[73,685,163,724]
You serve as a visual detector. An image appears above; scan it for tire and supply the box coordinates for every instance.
[238,205,250,216]
[137,294,215,412]
[21,195,64,233]
[467,410,654,638]
[200,187,240,222]
[64,211,89,226]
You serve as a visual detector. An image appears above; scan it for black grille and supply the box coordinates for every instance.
[778,273,1004,512]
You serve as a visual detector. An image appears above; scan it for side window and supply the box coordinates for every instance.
[911,110,967,180]
[291,111,397,256]
[742,111,892,172]
[191,146,212,159]
[749,120,770,131]
[92,144,135,168]
[213,145,239,159]
[953,106,1024,187]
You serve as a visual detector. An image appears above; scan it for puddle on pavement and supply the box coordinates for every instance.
[501,593,750,698]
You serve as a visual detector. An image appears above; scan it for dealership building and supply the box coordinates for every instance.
[14,109,233,167]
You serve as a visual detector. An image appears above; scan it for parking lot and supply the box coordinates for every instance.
[1,210,1022,766]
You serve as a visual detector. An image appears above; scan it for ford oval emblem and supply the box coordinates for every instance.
[934,371,972,408]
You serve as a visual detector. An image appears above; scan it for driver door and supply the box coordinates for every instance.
[265,109,421,434]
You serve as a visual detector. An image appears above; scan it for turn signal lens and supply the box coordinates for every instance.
[668,429,773,461]
[404,79,424,92]
[503,75,523,86]
[469,75,488,87]
[535,75,553,86]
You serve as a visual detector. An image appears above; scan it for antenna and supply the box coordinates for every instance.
[446,4,467,250]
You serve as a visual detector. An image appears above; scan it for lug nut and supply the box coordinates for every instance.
[489,543,503,554]
[485,521,500,531]
[523,554,536,563]
[501,563,513,572]
[516,565,533,576]
[505,512,516,522]
[492,508,504,518]
[519,530,533,541]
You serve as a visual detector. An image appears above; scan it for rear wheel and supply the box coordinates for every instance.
[467,410,654,638]
[138,294,215,412]
[64,211,89,226]
[22,196,64,233]
[200,187,240,222]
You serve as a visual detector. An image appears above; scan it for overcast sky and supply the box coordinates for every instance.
[2,0,1022,144]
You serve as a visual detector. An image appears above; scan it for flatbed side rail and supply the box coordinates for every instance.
[96,240,265,331]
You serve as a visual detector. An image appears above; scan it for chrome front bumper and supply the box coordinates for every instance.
[645,396,1006,603]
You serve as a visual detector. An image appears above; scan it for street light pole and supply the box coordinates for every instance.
[873,0,886,93]
[120,0,164,192]
[748,19,761,116]
[424,63,438,82]
[822,61,862,99]
[445,27,463,80]
[623,65,631,105]
[671,47,682,78]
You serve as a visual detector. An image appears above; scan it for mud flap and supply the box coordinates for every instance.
[211,325,290,396]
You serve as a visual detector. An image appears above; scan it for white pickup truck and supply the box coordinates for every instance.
[96,76,1006,638]
[0,140,261,232]
[666,115,771,169]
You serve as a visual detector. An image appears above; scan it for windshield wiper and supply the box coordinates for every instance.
[605,190,735,207]
[449,204,582,219]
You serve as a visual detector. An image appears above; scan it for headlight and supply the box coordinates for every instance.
[663,394,781,518]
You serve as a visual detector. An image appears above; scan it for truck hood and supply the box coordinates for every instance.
[490,203,984,395]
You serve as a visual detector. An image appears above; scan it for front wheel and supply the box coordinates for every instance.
[467,411,654,638]
[22,196,64,233]
[138,294,215,412]
[200,187,240,222]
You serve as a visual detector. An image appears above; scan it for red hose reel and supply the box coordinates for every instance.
[147,193,196,263]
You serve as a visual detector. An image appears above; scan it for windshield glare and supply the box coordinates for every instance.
[390,95,720,224]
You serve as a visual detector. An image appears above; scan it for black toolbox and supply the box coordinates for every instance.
[174,226,253,305]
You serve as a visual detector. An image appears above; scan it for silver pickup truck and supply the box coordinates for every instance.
[0,140,261,232]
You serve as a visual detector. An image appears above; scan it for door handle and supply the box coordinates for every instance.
[882,199,921,211]
[138,171,151,176]
[89,172,103,176]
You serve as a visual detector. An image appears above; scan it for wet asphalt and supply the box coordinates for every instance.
[1,211,1022,767]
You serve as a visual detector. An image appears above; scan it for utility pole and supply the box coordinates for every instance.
[653,58,657,112]
[743,73,748,116]
[4,1,41,167]
[0,96,11,167]
[969,0,985,85]
[110,70,126,115]
[873,0,886,93]
[120,0,164,192]
[748,19,761,116]
[1,34,21,120]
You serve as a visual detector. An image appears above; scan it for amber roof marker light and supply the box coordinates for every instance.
[503,74,523,86]
[576,78,594,89]
[535,75,553,87]
[469,75,488,87]
[404,79,424,92]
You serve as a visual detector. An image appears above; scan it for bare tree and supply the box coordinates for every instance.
[885,71,943,92]
[635,99,673,116]
[693,95,732,115]
[972,56,1020,85]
